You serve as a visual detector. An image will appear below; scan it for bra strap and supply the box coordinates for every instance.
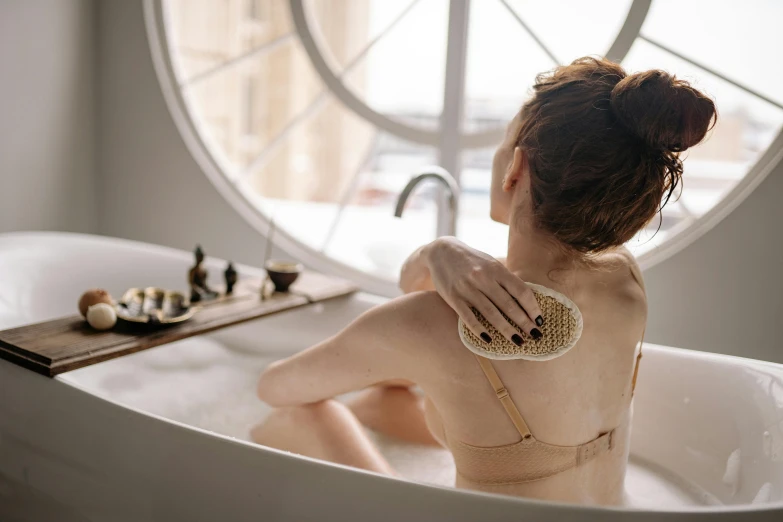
[474,355,532,439]
[631,328,645,397]
[627,258,646,399]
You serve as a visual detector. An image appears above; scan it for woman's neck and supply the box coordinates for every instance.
[505,218,576,278]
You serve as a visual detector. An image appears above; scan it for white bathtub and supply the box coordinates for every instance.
[0,232,781,521]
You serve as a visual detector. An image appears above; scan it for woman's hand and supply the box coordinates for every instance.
[401,237,543,345]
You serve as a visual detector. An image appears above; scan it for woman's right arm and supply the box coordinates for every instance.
[399,237,543,345]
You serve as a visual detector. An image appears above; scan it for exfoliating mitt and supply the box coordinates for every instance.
[458,283,583,361]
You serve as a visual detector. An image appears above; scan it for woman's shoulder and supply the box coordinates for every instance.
[592,247,646,297]
[579,247,647,330]
[385,291,459,331]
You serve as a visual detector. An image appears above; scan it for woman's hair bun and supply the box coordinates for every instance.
[610,70,716,152]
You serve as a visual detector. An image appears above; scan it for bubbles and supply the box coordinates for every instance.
[624,456,722,507]
[763,430,772,457]
[139,337,231,371]
[722,448,742,496]
[752,482,772,504]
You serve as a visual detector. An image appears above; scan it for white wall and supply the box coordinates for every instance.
[0,0,96,234]
[95,0,276,266]
[644,166,783,361]
[96,1,782,362]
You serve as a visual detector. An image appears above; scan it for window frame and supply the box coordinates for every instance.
[144,0,783,297]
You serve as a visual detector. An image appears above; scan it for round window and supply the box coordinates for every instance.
[147,0,783,295]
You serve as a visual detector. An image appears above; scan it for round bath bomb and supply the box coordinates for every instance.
[86,303,117,330]
[78,288,113,317]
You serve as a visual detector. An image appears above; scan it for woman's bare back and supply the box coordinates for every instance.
[255,249,646,506]
[408,249,646,504]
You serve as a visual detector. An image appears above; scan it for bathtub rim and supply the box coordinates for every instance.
[0,231,258,273]
[51,342,783,515]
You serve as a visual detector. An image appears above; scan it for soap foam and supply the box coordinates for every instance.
[722,448,742,496]
[62,337,721,509]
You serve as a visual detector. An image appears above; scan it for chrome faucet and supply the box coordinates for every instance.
[394,166,459,237]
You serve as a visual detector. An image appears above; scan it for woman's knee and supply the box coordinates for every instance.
[251,400,348,443]
[298,399,350,421]
[272,400,355,434]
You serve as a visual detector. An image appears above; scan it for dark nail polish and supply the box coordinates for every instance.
[511,334,523,346]
[480,332,492,343]
[530,328,543,340]
[535,315,544,327]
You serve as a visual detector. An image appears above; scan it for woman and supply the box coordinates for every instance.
[252,57,716,505]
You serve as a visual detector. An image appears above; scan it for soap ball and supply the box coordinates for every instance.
[78,289,113,317]
[86,303,117,330]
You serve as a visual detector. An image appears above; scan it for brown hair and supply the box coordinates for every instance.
[515,57,716,254]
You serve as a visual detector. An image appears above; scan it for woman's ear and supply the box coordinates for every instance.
[502,147,525,192]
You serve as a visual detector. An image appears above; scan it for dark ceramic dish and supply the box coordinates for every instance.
[265,260,303,292]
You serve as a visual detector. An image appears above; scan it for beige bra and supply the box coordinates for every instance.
[446,353,641,485]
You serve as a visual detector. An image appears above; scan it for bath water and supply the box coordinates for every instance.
[63,336,720,509]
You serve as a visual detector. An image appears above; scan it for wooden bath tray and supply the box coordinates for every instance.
[0,272,357,377]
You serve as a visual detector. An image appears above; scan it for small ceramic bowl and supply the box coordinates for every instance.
[265,260,303,292]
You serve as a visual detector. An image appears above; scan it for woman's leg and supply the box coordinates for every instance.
[348,385,441,446]
[251,400,394,475]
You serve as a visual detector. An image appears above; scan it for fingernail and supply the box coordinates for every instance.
[535,315,544,327]
[530,328,542,340]
[480,332,492,343]
[511,334,523,346]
